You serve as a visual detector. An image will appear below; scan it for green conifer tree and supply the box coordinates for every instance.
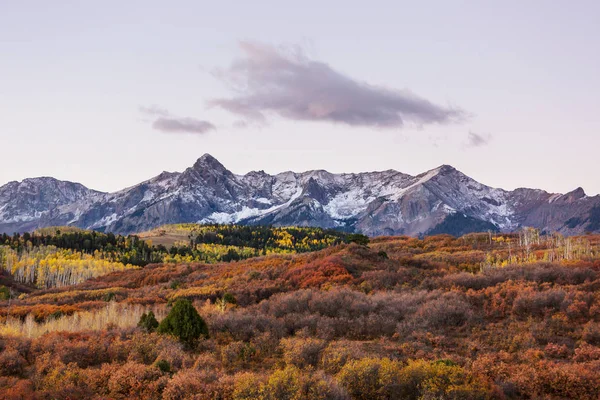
[157,299,209,345]
[138,311,159,332]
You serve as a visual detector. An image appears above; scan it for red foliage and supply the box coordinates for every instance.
[284,257,354,288]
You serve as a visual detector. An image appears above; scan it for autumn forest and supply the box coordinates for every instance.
[1,225,600,399]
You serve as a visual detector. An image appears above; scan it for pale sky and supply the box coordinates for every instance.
[1,1,599,195]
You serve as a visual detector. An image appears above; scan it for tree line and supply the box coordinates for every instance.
[0,225,365,267]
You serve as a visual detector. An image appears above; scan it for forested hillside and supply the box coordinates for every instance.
[1,229,600,398]
[0,225,352,289]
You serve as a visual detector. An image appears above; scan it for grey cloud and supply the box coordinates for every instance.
[465,131,492,147]
[140,106,215,135]
[152,117,216,135]
[208,42,466,128]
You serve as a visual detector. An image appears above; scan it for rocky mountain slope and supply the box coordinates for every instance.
[1,154,598,236]
[0,178,100,234]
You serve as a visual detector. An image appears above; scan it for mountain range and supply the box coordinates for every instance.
[1,154,599,236]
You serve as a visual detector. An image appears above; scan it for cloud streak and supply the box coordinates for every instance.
[465,131,492,148]
[139,105,169,117]
[152,117,215,134]
[208,42,466,128]
[140,106,215,135]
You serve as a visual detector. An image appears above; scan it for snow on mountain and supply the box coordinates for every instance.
[0,178,101,232]
[1,154,599,236]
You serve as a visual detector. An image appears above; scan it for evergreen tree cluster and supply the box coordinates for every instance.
[0,230,164,266]
[191,224,348,251]
[0,224,358,268]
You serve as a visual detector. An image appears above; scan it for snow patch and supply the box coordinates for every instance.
[201,186,304,224]
[141,190,155,203]
[323,188,374,219]
[91,213,118,228]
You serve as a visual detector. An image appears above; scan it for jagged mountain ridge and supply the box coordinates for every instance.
[0,154,598,236]
[0,177,101,234]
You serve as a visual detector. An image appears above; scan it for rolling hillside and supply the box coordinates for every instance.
[1,230,600,398]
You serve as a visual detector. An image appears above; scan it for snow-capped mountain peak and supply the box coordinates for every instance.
[1,155,599,236]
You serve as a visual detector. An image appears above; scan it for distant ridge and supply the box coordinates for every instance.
[1,154,599,236]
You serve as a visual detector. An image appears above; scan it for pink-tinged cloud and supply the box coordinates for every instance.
[209,41,466,128]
